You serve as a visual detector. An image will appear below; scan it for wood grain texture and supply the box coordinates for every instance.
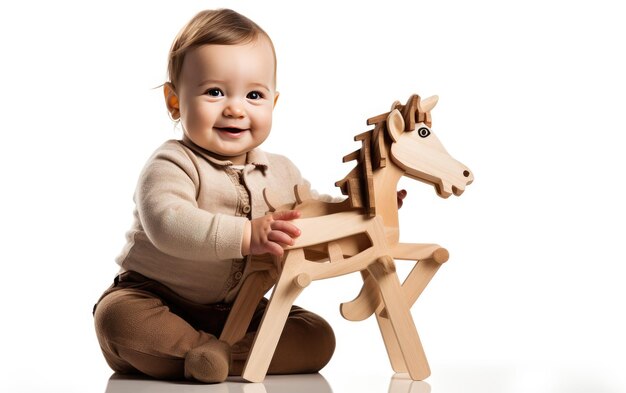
[227,94,472,382]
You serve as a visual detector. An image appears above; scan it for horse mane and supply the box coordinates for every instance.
[334,94,429,217]
[334,125,385,217]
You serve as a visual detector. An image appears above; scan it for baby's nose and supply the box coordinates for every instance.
[224,102,245,118]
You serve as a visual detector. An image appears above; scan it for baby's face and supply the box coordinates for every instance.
[175,36,277,164]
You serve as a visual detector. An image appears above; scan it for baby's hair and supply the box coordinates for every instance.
[167,8,276,89]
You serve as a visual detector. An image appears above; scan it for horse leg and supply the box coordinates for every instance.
[379,244,448,318]
[368,256,430,381]
[241,249,308,382]
[341,244,448,320]
[380,259,444,319]
[220,269,274,346]
[369,267,409,373]
[340,269,380,321]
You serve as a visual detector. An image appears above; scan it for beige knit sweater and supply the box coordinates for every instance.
[115,137,310,304]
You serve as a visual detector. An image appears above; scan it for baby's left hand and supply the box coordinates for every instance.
[397,189,407,209]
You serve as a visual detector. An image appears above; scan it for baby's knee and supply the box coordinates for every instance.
[94,289,160,345]
[285,310,336,369]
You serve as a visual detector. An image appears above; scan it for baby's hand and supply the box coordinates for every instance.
[245,210,302,257]
[397,189,407,209]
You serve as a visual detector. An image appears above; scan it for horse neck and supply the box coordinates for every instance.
[372,157,404,244]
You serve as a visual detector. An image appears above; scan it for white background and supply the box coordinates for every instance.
[1,1,625,392]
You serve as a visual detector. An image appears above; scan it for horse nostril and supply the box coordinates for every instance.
[463,170,470,178]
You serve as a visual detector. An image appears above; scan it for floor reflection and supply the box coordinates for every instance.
[388,373,431,393]
[104,372,333,393]
[104,371,431,393]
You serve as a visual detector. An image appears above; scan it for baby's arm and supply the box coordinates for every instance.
[242,210,301,257]
[136,147,248,261]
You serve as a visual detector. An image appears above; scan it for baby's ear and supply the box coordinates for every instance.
[164,83,180,120]
[273,91,280,108]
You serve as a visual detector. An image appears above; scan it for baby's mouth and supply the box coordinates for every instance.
[216,127,248,134]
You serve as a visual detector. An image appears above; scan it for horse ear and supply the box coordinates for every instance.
[420,95,439,113]
[386,109,404,142]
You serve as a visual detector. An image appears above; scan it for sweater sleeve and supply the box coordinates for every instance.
[135,146,247,261]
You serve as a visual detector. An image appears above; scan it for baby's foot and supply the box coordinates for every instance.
[184,339,231,383]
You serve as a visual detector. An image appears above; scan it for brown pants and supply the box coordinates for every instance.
[93,271,335,380]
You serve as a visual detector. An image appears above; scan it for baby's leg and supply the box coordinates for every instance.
[94,288,229,381]
[230,301,336,375]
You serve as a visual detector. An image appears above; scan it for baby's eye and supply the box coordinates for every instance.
[205,88,224,97]
[247,91,263,100]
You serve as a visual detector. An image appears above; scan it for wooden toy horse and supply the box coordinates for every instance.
[219,94,473,382]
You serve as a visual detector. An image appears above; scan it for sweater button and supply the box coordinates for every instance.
[242,205,251,214]
[234,271,243,280]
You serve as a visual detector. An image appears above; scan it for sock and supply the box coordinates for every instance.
[184,339,231,383]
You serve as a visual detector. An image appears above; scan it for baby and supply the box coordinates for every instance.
[93,9,336,383]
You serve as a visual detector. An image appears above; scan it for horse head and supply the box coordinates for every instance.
[385,94,473,198]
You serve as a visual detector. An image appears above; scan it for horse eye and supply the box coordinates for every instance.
[418,127,431,138]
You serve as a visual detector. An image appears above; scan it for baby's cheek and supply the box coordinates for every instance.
[182,107,205,131]
[252,110,273,133]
